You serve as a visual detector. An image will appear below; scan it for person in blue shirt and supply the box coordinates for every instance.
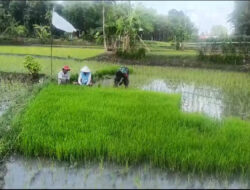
[78,66,92,86]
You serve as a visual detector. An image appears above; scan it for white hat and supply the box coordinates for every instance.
[80,66,90,73]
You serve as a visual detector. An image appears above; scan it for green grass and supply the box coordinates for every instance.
[0,54,249,119]
[148,49,198,56]
[0,76,43,158]
[17,84,250,176]
[0,55,115,76]
[0,45,105,59]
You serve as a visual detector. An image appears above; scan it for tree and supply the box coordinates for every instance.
[24,1,49,34]
[0,1,12,34]
[229,1,250,35]
[9,0,27,25]
[33,24,50,43]
[210,25,228,38]
[167,9,197,50]
[102,0,107,50]
[62,2,103,40]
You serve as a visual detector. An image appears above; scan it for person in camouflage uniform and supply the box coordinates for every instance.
[114,66,129,88]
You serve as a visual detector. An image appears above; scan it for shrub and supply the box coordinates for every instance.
[33,24,51,44]
[116,48,146,59]
[16,25,28,37]
[23,56,41,79]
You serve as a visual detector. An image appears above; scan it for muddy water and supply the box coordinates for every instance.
[3,155,249,189]
[0,79,30,117]
[142,80,227,119]
[0,103,8,117]
[0,76,33,189]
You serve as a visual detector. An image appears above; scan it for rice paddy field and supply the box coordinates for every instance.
[0,53,249,120]
[0,44,250,188]
[17,84,250,176]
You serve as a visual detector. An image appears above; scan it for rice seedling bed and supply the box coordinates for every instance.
[17,84,250,176]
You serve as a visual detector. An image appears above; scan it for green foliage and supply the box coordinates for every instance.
[23,56,41,78]
[70,67,134,83]
[15,25,28,37]
[198,37,250,65]
[200,54,244,65]
[229,1,250,35]
[33,24,50,43]
[2,17,21,38]
[17,84,250,176]
[167,9,197,47]
[93,67,119,80]
[0,77,47,160]
[116,47,146,59]
[1,1,198,45]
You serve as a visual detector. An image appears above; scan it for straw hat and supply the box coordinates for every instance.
[80,66,90,72]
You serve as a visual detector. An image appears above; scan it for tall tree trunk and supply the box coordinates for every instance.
[102,1,107,50]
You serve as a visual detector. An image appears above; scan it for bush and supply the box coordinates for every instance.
[33,24,51,44]
[198,38,246,65]
[116,47,146,59]
[16,25,28,37]
[199,54,244,65]
[23,56,41,79]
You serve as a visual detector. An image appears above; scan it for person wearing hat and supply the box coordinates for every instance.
[78,66,92,86]
[58,65,71,85]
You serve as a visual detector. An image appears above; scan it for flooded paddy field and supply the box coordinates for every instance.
[3,155,250,189]
[142,79,250,120]
[0,76,30,117]
[0,73,45,189]
[0,75,30,188]
[96,77,250,120]
[0,72,249,189]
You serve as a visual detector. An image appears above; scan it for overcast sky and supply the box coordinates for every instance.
[132,1,235,35]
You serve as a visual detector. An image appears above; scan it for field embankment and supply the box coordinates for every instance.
[17,84,250,177]
[0,45,104,60]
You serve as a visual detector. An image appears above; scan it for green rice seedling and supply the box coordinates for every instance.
[0,76,47,159]
[16,84,250,177]
[0,54,249,120]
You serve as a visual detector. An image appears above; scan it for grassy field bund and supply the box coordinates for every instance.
[0,45,105,60]
[17,84,250,177]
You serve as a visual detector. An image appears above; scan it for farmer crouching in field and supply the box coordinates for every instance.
[78,66,92,86]
[58,65,71,85]
[114,66,129,88]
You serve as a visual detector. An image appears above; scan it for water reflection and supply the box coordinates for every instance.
[142,80,224,119]
[0,103,8,117]
[3,155,249,189]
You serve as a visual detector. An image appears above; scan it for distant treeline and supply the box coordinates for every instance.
[1,1,249,52]
[0,1,198,42]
